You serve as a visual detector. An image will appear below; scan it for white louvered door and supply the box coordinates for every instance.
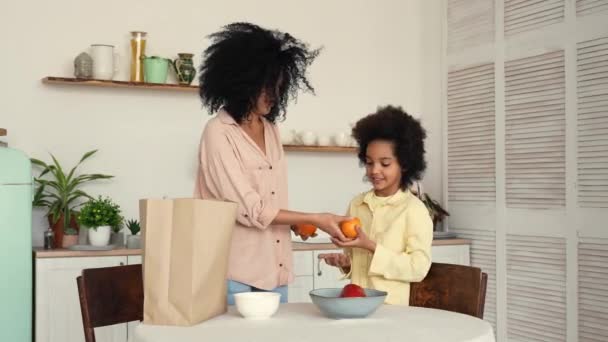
[578,237,608,341]
[443,1,608,341]
[576,0,608,17]
[445,0,498,336]
[447,0,494,53]
[576,35,608,342]
[448,63,496,202]
[451,228,497,331]
[506,235,567,342]
[504,0,565,36]
[505,50,566,209]
[577,37,608,208]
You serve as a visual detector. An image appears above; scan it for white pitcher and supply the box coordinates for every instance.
[90,44,119,80]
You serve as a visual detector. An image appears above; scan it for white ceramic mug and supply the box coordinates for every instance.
[90,44,119,80]
[333,132,350,147]
[300,131,317,146]
[317,135,331,146]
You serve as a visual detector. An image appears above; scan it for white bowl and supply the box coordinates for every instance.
[233,292,280,319]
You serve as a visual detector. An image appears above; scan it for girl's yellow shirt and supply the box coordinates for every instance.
[343,189,433,305]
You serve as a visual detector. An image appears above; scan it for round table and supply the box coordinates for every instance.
[132,303,495,342]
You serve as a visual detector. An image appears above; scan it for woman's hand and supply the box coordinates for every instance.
[318,253,351,269]
[331,227,376,253]
[272,211,348,241]
[291,225,317,241]
[312,213,350,242]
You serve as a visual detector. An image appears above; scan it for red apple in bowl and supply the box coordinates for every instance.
[340,284,366,298]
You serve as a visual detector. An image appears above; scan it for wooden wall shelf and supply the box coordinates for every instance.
[0,128,6,136]
[42,77,198,92]
[39,79,355,154]
[283,145,356,153]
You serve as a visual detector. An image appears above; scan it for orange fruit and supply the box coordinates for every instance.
[295,223,317,238]
[340,218,361,238]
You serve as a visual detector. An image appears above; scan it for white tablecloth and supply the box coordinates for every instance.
[132,303,495,342]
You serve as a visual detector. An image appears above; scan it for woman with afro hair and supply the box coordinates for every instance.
[194,22,350,305]
[318,105,433,305]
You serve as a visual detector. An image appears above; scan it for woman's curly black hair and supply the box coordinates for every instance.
[198,22,320,124]
[352,105,427,189]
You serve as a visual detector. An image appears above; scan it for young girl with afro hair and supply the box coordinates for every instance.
[319,105,433,305]
[194,22,350,305]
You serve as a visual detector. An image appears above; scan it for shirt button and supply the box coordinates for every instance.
[279,263,283,267]
[276,239,280,243]
[271,191,275,195]
[269,166,273,170]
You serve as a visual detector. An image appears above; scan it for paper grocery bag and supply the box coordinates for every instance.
[140,198,237,326]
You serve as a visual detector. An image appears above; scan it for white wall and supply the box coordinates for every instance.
[419,0,445,211]
[0,0,443,245]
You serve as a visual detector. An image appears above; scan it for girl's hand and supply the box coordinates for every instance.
[318,253,351,268]
[331,226,376,253]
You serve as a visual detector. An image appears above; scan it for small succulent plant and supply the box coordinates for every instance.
[64,228,78,236]
[125,219,141,235]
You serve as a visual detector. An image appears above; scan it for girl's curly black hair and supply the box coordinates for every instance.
[198,22,320,124]
[352,105,427,189]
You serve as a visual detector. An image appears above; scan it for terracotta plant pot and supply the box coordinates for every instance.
[62,235,78,248]
[48,213,79,249]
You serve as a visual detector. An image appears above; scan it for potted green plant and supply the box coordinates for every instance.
[62,228,79,248]
[125,219,142,249]
[110,220,127,247]
[78,196,123,246]
[31,150,113,248]
[421,193,449,231]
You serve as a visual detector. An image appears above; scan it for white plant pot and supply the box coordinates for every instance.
[88,225,111,246]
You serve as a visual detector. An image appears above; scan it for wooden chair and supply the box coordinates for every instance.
[409,262,488,319]
[76,264,144,342]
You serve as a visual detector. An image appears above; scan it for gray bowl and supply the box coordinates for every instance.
[309,288,387,319]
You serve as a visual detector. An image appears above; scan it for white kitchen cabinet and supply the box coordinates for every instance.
[127,255,142,265]
[292,251,313,276]
[288,276,314,303]
[313,250,350,290]
[431,244,470,266]
[288,251,314,303]
[35,256,127,342]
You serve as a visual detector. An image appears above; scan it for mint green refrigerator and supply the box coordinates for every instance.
[0,147,32,342]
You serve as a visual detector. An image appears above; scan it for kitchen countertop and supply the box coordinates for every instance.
[33,238,471,258]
